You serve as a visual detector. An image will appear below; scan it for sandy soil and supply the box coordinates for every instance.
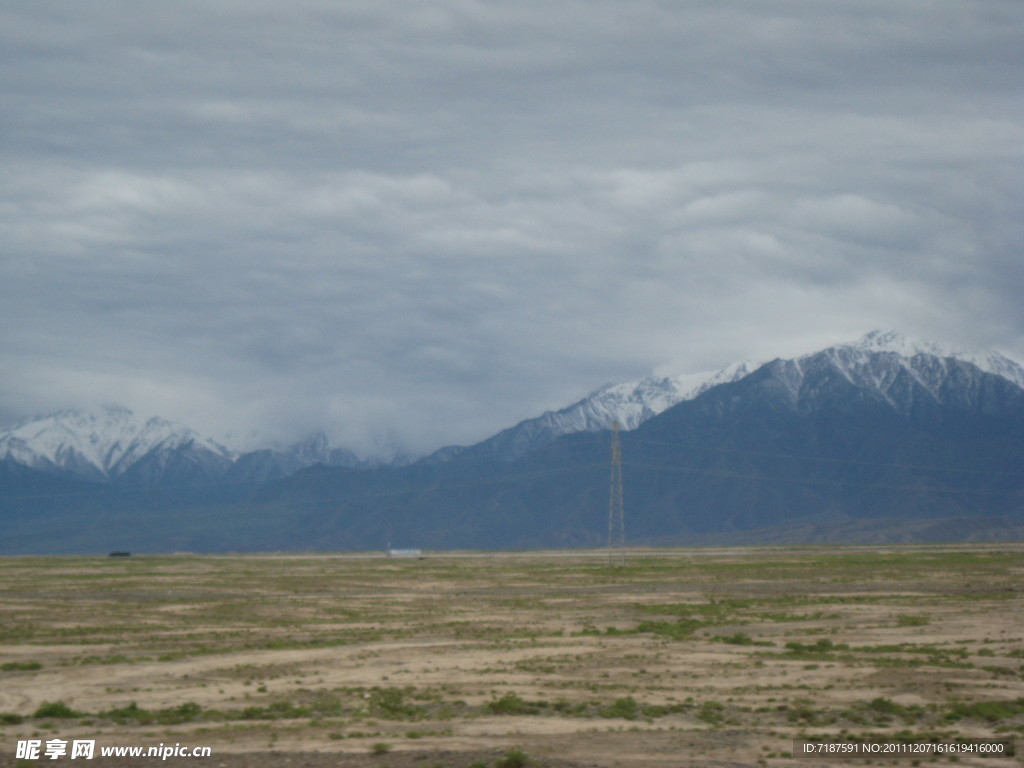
[0,544,1021,767]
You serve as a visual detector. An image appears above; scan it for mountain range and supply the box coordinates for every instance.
[0,357,762,484]
[2,330,1023,553]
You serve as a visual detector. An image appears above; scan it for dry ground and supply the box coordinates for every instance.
[0,545,1022,767]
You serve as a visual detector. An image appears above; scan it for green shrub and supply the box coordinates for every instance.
[636,619,702,640]
[369,688,423,719]
[784,639,848,655]
[308,692,344,716]
[486,693,544,715]
[34,701,82,719]
[105,701,203,724]
[947,698,1024,723]
[868,697,904,715]
[718,633,755,645]
[494,748,531,768]
[104,702,154,724]
[1,661,42,671]
[266,700,307,719]
[599,696,640,720]
[697,701,724,724]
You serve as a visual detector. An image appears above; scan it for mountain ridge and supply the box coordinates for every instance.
[0,406,236,484]
[2,331,1024,528]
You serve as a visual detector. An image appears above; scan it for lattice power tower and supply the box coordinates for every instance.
[608,420,625,564]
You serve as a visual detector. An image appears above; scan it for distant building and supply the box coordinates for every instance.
[387,548,422,559]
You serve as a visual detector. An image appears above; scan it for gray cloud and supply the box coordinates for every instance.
[2,0,1022,454]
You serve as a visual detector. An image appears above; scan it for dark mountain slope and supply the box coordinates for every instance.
[233,354,1024,551]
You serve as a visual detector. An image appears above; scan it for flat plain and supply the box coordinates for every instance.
[0,544,1022,767]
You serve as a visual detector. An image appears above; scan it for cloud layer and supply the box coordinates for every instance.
[2,0,1022,453]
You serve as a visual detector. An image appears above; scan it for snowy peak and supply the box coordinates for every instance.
[429,359,761,463]
[0,406,236,481]
[454,330,1024,464]
[4,331,1021,481]
[847,329,951,358]
[573,359,761,432]
[839,330,1024,387]
[767,330,1024,413]
[536,359,758,436]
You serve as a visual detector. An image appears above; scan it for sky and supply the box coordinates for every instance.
[2,0,1022,456]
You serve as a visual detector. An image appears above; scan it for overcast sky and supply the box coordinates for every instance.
[2,0,1022,455]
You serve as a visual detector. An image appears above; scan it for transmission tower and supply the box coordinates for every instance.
[608,420,625,565]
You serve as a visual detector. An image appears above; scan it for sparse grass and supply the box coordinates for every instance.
[103,701,202,724]
[783,638,850,657]
[0,545,1019,762]
[1,661,42,671]
[945,698,1024,723]
[696,701,725,725]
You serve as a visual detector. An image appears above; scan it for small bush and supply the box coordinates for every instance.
[718,633,755,645]
[784,639,848,655]
[371,741,391,754]
[1,661,42,671]
[486,693,544,715]
[104,702,154,724]
[34,701,81,719]
[947,698,1024,723]
[636,619,702,640]
[308,692,344,716]
[495,748,531,768]
[1,713,25,725]
[165,701,202,723]
[599,696,640,720]
[369,688,424,720]
[868,697,904,715]
[697,701,724,724]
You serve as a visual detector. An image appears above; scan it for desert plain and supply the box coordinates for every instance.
[0,544,1022,768]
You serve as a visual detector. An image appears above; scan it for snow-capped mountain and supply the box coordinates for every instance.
[424,329,1024,464]
[572,358,762,431]
[0,406,414,487]
[241,328,1024,552]
[5,329,1024,554]
[829,329,1024,389]
[4,330,1022,486]
[0,406,236,484]
[773,330,1024,414]
[423,359,760,463]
